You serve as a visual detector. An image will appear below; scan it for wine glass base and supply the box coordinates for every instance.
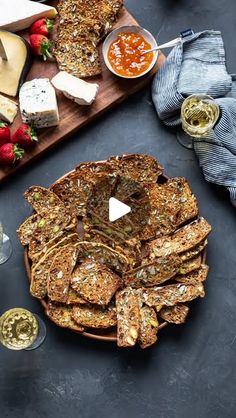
[24,314,46,350]
[176,131,194,149]
[0,234,12,265]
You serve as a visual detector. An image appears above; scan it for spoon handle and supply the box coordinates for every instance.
[142,37,181,54]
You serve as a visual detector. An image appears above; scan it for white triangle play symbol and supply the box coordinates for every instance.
[109,197,131,222]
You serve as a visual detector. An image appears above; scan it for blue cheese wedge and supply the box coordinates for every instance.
[19,78,59,128]
[51,71,99,105]
[0,94,18,123]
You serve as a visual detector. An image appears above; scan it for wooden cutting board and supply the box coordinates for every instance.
[0,3,165,183]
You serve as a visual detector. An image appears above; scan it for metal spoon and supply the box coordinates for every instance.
[142,36,181,55]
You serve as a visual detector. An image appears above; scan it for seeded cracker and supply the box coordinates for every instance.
[174,264,209,284]
[17,214,40,246]
[178,255,202,275]
[142,283,205,311]
[116,287,140,347]
[147,217,211,259]
[71,260,122,305]
[159,304,189,324]
[138,305,158,349]
[48,245,78,303]
[47,302,84,332]
[72,303,117,328]
[30,234,80,299]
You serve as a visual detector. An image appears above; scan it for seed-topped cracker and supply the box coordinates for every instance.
[159,304,189,324]
[138,305,159,349]
[108,154,163,183]
[124,254,182,288]
[116,287,140,347]
[46,301,84,332]
[71,260,122,305]
[175,264,209,285]
[178,255,202,275]
[166,177,198,227]
[75,241,129,273]
[72,303,117,328]
[48,245,78,303]
[147,217,211,259]
[142,283,205,311]
[30,234,80,299]
[17,214,39,246]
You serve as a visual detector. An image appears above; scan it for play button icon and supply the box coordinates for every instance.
[109,197,131,222]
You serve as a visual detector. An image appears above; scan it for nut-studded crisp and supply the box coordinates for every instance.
[108,154,163,183]
[75,241,129,273]
[84,228,141,268]
[71,260,122,305]
[24,186,72,223]
[166,177,198,227]
[30,234,80,299]
[17,214,39,246]
[66,288,87,305]
[72,303,117,328]
[180,239,207,262]
[178,255,202,275]
[142,283,205,311]
[139,182,182,240]
[55,0,123,77]
[138,305,158,349]
[159,304,189,324]
[174,264,209,285]
[147,217,211,259]
[48,246,78,303]
[116,287,140,347]
[124,254,182,288]
[46,301,84,331]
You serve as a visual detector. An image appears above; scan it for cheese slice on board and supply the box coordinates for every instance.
[0,0,57,32]
[0,30,33,97]
[51,71,99,105]
[0,94,18,123]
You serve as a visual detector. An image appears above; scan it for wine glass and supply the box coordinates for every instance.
[0,221,12,264]
[177,94,220,149]
[0,308,46,351]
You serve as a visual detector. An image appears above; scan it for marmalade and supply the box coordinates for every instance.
[108,32,154,77]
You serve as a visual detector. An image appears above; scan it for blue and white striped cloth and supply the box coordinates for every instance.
[152,30,236,207]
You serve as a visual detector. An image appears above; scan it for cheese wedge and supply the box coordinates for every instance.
[0,94,18,123]
[19,78,59,128]
[0,31,33,97]
[51,71,99,105]
[0,0,57,32]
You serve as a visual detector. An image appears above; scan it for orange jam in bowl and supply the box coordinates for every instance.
[107,32,154,78]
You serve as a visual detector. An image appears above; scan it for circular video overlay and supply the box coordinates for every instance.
[86,174,151,240]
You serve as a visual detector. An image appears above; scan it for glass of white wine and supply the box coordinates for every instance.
[0,221,12,264]
[0,308,46,350]
[177,94,220,149]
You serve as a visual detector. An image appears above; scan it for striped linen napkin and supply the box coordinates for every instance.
[152,30,236,207]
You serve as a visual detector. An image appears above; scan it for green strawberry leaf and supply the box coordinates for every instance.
[13,144,24,162]
[29,126,38,142]
[0,121,7,128]
[46,18,54,33]
[40,39,53,61]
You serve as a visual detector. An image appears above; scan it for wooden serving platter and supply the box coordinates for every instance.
[0,2,165,184]
[23,164,207,343]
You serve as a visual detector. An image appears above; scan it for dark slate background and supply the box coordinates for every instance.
[1,0,236,417]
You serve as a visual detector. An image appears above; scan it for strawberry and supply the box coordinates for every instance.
[0,121,10,147]
[29,34,53,61]
[30,18,54,37]
[0,143,24,165]
[11,124,38,149]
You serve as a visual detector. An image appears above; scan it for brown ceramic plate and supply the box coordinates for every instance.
[23,162,206,342]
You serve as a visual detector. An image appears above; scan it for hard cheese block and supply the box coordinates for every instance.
[0,94,18,123]
[0,31,33,97]
[51,71,99,105]
[0,0,57,32]
[19,78,59,128]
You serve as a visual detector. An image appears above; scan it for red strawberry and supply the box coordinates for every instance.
[30,18,54,37]
[0,143,24,165]
[29,34,53,61]
[11,124,38,149]
[0,121,10,147]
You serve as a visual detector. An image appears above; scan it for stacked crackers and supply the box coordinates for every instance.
[18,154,211,349]
[54,0,124,77]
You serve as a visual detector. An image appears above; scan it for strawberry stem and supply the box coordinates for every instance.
[29,126,38,142]
[46,18,54,33]
[13,144,24,162]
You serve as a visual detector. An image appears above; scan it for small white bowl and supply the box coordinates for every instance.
[102,25,158,79]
